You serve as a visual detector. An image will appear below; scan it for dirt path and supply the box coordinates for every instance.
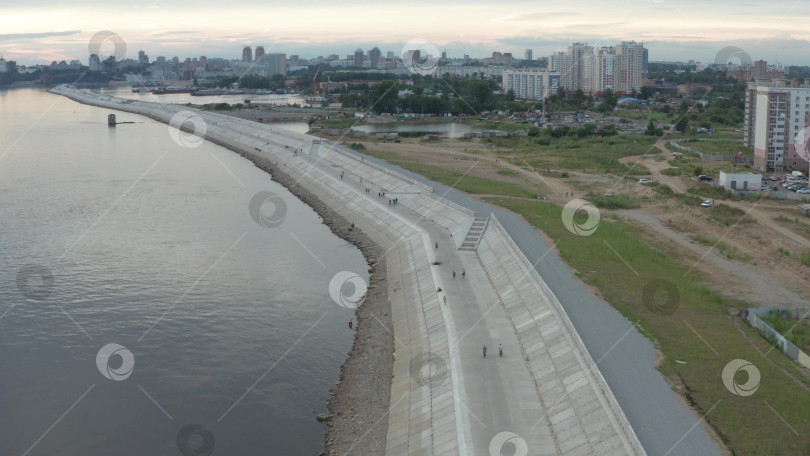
[721,200,810,250]
[620,209,808,307]
[619,142,685,193]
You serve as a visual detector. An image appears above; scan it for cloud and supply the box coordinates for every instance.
[492,12,579,22]
[0,30,81,41]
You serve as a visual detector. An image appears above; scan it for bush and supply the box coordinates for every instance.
[528,126,541,137]
[587,193,640,209]
[536,136,551,146]
[801,251,810,267]
[598,124,618,137]
[349,143,366,151]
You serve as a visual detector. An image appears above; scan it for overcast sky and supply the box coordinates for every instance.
[1,0,809,66]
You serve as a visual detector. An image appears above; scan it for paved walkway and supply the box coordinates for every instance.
[52,86,647,455]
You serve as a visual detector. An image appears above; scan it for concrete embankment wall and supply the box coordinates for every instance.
[477,216,645,455]
[51,86,643,455]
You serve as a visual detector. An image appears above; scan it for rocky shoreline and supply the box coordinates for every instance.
[235,153,393,456]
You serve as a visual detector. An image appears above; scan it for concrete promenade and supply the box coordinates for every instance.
[52,86,646,455]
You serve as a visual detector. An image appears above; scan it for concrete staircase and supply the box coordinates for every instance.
[459,216,489,251]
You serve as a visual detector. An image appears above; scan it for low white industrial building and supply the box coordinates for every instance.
[719,171,761,192]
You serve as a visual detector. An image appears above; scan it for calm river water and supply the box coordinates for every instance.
[0,87,367,455]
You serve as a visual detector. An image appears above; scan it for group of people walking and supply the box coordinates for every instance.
[482,344,504,358]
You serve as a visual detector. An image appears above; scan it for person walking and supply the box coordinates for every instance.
[482,345,487,358]
[461,268,466,279]
[452,270,456,279]
[348,319,353,329]
[498,344,503,357]
[435,242,438,250]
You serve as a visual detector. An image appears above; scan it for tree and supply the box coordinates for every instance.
[368,80,398,114]
[572,89,586,105]
[577,123,597,137]
[505,89,515,102]
[599,89,618,112]
[598,124,618,136]
[644,119,662,136]
[675,116,689,133]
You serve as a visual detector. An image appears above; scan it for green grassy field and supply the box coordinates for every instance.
[358,146,542,198]
[494,134,658,175]
[482,197,810,455]
[691,233,753,262]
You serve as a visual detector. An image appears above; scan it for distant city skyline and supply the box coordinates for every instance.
[1,0,810,66]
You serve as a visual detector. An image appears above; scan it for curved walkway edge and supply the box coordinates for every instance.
[51,86,648,456]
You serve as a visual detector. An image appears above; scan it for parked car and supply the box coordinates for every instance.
[701,199,714,207]
[639,179,652,184]
[798,188,810,194]
[698,175,714,182]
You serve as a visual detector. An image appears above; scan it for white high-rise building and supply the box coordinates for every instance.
[616,41,645,94]
[89,54,101,72]
[745,79,810,172]
[549,41,646,95]
[502,70,561,101]
[594,47,617,93]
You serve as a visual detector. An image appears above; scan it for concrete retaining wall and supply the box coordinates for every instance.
[477,214,645,455]
[743,307,810,369]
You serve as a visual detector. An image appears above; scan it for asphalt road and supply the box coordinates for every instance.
[339,144,723,456]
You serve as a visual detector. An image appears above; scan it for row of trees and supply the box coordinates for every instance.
[336,78,501,114]
[214,74,286,90]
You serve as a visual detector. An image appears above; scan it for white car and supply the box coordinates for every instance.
[701,199,714,207]
[639,179,652,184]
[798,188,810,194]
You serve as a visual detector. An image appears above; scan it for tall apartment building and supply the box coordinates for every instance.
[548,41,646,95]
[745,79,810,172]
[368,47,381,68]
[502,70,561,101]
[616,41,644,94]
[354,49,364,67]
[525,49,533,61]
[242,46,253,62]
[254,46,265,63]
